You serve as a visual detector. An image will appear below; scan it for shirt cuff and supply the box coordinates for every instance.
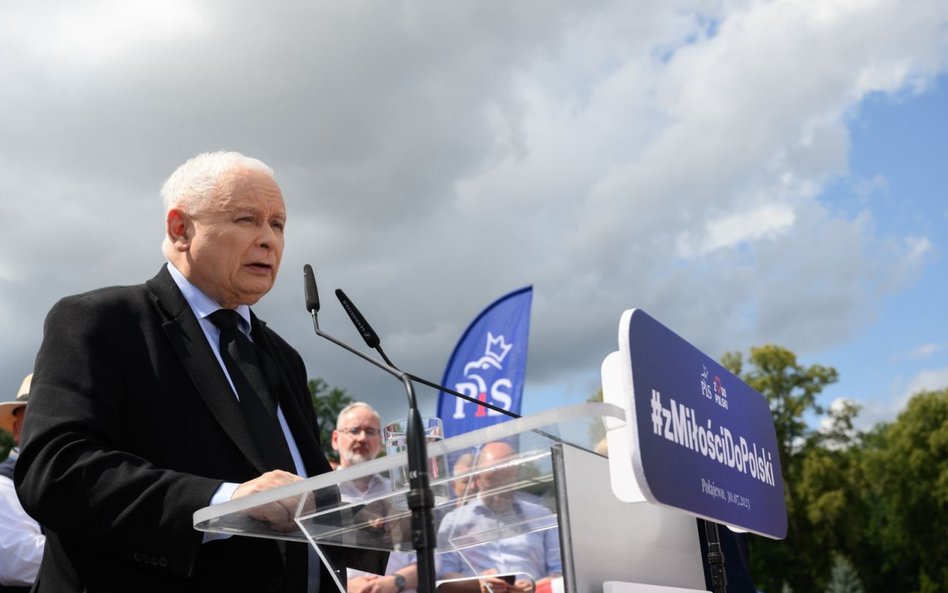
[211,482,241,506]
[201,482,241,543]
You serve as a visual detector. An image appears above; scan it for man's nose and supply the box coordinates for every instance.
[257,222,280,248]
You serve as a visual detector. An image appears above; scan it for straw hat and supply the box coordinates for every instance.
[0,374,32,434]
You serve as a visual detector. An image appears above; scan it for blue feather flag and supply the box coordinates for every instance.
[436,286,532,438]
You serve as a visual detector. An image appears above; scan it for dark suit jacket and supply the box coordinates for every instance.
[15,267,352,593]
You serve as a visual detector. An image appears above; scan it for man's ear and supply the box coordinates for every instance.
[330,429,340,453]
[167,209,192,252]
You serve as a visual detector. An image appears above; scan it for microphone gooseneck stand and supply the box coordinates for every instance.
[704,520,727,593]
[304,268,437,593]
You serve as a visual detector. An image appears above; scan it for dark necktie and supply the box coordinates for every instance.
[208,309,295,472]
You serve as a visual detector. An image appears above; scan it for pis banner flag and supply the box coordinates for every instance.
[436,286,532,438]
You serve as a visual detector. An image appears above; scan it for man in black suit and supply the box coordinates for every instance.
[15,151,369,592]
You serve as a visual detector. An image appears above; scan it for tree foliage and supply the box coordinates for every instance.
[723,344,841,592]
[721,343,948,593]
[0,429,13,462]
[722,345,838,471]
[856,389,948,592]
[586,388,607,448]
[825,554,864,593]
[309,378,354,463]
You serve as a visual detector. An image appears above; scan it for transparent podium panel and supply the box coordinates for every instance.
[193,402,625,592]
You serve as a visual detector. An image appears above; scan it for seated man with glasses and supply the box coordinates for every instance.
[333,403,417,593]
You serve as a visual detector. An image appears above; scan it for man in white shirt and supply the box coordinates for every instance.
[0,374,44,593]
[334,403,418,593]
[437,442,562,593]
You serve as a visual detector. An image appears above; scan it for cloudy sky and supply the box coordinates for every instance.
[1,0,946,431]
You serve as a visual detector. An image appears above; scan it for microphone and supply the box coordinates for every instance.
[303,264,320,315]
[335,289,381,350]
[302,266,437,593]
[301,266,403,383]
[333,288,520,420]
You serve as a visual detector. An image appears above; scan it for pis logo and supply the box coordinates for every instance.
[700,365,729,410]
[450,332,514,419]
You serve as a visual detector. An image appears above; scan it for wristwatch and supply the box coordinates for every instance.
[393,574,407,592]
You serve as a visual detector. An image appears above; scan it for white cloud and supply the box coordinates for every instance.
[1,0,947,423]
[903,236,933,265]
[855,367,948,429]
[852,397,902,431]
[907,342,940,360]
[3,1,207,64]
[676,202,796,257]
[902,367,948,398]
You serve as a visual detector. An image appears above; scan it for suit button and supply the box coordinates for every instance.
[132,552,142,563]
[267,577,285,592]
[159,556,168,568]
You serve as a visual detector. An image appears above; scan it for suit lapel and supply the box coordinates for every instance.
[146,267,269,475]
[250,316,327,477]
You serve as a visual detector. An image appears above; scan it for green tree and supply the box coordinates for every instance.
[857,388,948,592]
[587,388,607,450]
[722,344,841,593]
[825,554,864,593]
[0,429,13,462]
[796,400,866,528]
[309,378,354,463]
[721,345,838,471]
[723,346,948,593]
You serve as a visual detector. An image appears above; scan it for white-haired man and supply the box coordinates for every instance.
[16,151,382,593]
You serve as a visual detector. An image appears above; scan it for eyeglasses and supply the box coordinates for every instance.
[337,426,381,438]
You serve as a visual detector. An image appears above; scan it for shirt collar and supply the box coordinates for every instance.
[166,262,252,332]
[472,493,523,518]
[335,467,392,498]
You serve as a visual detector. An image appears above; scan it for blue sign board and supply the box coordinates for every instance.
[602,309,787,539]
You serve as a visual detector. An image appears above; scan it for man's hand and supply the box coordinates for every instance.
[233,470,304,530]
[348,574,381,593]
[348,573,405,593]
[478,570,533,593]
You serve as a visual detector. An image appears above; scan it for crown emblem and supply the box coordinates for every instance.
[485,332,512,363]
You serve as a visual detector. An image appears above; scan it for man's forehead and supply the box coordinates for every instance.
[215,169,285,208]
[342,408,380,427]
[216,191,286,214]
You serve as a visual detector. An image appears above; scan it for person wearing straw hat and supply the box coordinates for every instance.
[0,374,44,593]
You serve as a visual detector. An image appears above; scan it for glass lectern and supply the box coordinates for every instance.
[194,402,708,593]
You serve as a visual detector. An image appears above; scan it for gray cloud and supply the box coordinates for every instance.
[1,0,946,425]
